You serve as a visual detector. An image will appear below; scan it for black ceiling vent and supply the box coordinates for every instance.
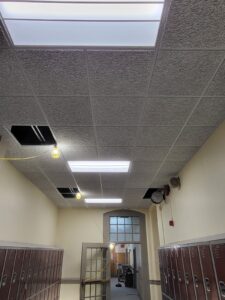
[11,125,56,146]
[57,187,79,198]
[143,188,158,199]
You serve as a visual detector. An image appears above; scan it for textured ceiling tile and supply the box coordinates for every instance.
[5,145,52,160]
[149,51,224,96]
[0,50,32,96]
[87,50,154,96]
[92,96,144,125]
[133,146,169,161]
[62,145,98,161]
[124,188,147,200]
[101,174,128,189]
[167,146,199,162]
[52,126,96,146]
[17,50,89,95]
[175,126,216,146]
[96,126,137,146]
[131,161,161,174]
[158,161,185,177]
[102,188,124,197]
[188,98,225,126]
[37,156,68,172]
[98,146,133,160]
[74,174,101,193]
[206,61,225,96]
[38,96,93,126]
[161,0,225,48]
[126,172,155,188]
[10,160,39,173]
[44,171,76,186]
[136,126,180,146]
[0,97,46,126]
[140,98,197,126]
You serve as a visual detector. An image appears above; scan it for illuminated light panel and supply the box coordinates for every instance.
[68,161,130,173]
[0,1,164,46]
[85,198,122,204]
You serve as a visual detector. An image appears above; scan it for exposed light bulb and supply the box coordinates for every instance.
[109,243,115,251]
[76,192,82,200]
[51,145,60,159]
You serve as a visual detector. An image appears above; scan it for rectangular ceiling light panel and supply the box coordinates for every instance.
[68,161,130,173]
[85,198,122,204]
[0,1,164,46]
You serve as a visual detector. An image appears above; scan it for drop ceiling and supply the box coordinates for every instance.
[0,0,225,208]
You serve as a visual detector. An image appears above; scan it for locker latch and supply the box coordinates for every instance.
[219,281,225,298]
[194,275,199,288]
[204,277,211,293]
[185,273,189,285]
[0,275,7,288]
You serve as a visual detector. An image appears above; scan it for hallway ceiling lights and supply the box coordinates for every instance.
[0,0,164,47]
[85,198,122,204]
[68,161,130,173]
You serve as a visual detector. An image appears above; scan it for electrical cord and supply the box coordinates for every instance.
[0,151,49,161]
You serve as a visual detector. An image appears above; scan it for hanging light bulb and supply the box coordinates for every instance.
[51,145,61,159]
[109,243,115,251]
[76,192,82,200]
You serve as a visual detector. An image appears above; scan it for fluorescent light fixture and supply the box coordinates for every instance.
[68,161,130,173]
[85,198,122,204]
[0,1,164,47]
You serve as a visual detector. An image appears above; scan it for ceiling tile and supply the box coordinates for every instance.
[62,145,98,161]
[101,174,128,189]
[161,0,225,48]
[0,97,46,126]
[38,96,93,126]
[140,98,197,126]
[188,98,225,126]
[17,50,89,95]
[167,146,199,162]
[87,50,154,96]
[131,161,161,174]
[0,50,32,96]
[133,146,169,161]
[74,174,101,192]
[126,172,155,188]
[20,171,53,190]
[92,96,144,125]
[124,188,147,200]
[158,161,185,177]
[175,126,216,146]
[136,126,180,146]
[10,160,39,173]
[96,126,137,146]
[98,146,132,160]
[44,171,76,186]
[206,60,225,96]
[149,50,224,96]
[52,126,96,146]
[102,188,124,198]
[37,156,69,172]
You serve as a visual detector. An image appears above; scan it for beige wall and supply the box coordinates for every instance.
[0,161,58,246]
[157,120,225,246]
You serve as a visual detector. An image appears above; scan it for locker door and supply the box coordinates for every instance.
[176,247,187,300]
[165,248,174,299]
[199,245,219,300]
[159,249,166,294]
[26,250,37,298]
[17,249,31,300]
[189,246,206,300]
[181,247,196,300]
[170,248,181,300]
[0,249,16,300]
[212,243,225,299]
[0,249,7,295]
[35,250,42,295]
[8,249,25,300]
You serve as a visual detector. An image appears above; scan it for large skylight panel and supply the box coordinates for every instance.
[0,1,165,47]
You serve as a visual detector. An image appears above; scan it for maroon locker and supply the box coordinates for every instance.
[189,246,206,300]
[55,282,61,300]
[0,249,16,300]
[17,249,31,300]
[53,251,58,284]
[43,250,49,290]
[38,250,46,291]
[170,248,180,300]
[26,249,38,298]
[176,247,187,300]
[0,249,7,287]
[199,245,219,300]
[158,249,166,294]
[181,247,196,299]
[8,249,25,300]
[212,243,225,299]
[165,248,174,299]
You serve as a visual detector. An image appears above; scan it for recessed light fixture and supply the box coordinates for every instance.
[0,0,164,47]
[68,161,130,173]
[85,198,122,204]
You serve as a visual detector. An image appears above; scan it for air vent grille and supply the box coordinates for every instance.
[57,187,79,198]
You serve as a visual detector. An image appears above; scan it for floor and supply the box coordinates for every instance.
[111,278,140,300]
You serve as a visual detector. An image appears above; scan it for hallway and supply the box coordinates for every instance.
[111,278,140,300]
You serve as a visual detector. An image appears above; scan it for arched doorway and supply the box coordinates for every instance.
[103,210,151,300]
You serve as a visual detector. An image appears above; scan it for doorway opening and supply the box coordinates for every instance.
[110,243,141,300]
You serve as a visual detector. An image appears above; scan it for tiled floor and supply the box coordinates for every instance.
[111,278,140,300]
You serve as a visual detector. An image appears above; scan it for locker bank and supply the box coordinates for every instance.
[0,0,225,299]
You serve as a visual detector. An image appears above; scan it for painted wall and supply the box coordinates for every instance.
[157,120,225,246]
[0,161,58,246]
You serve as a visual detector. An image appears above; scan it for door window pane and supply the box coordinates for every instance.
[133,217,140,224]
[125,217,132,224]
[118,217,125,224]
[110,225,117,233]
[133,234,140,242]
[110,234,117,242]
[125,225,132,233]
[110,217,117,224]
[133,225,140,234]
[118,225,125,233]
[118,233,125,242]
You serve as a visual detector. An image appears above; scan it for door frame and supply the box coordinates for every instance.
[103,210,151,300]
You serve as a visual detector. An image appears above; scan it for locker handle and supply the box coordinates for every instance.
[194,275,199,288]
[20,270,25,281]
[185,273,189,285]
[204,278,211,293]
[164,273,168,285]
[172,270,176,280]
[0,275,7,288]
[219,281,225,298]
[12,272,17,284]
[177,271,182,283]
